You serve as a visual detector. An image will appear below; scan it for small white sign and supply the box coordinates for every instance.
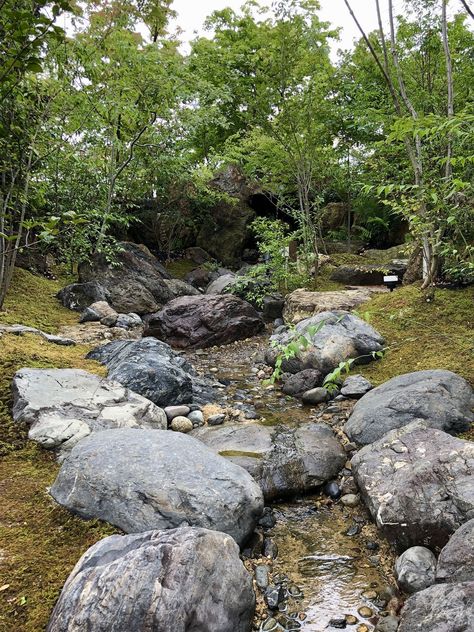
[384,275,399,283]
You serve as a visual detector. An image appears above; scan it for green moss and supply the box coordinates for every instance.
[0,268,78,333]
[357,284,474,386]
[0,268,112,632]
[165,259,196,279]
[218,450,263,458]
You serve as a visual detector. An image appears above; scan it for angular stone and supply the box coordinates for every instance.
[398,582,474,632]
[191,422,345,501]
[144,294,264,349]
[352,421,474,551]
[340,375,373,399]
[12,368,166,455]
[87,338,217,407]
[50,428,264,545]
[46,527,255,632]
[345,370,474,446]
[436,519,474,584]
[281,369,324,398]
[78,242,173,314]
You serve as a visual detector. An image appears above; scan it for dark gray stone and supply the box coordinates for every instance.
[352,421,474,551]
[262,294,284,322]
[78,242,173,314]
[46,527,255,632]
[87,338,217,407]
[267,311,384,375]
[395,546,437,594]
[436,519,474,584]
[398,581,474,632]
[50,428,264,546]
[345,370,474,446]
[340,374,373,398]
[57,281,110,311]
[302,387,329,405]
[12,368,166,455]
[144,294,264,349]
[281,369,324,398]
[191,422,345,501]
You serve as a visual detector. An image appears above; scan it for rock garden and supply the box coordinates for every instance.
[1,241,472,632]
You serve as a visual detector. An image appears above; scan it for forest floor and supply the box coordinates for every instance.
[0,265,472,630]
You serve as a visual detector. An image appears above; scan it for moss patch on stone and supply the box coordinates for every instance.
[0,269,112,632]
[165,258,196,280]
[357,284,474,386]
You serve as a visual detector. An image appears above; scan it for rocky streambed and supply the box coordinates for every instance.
[184,336,398,631]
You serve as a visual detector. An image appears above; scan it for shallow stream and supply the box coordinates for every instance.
[185,335,397,632]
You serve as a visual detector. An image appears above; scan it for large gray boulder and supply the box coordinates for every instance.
[87,338,217,407]
[50,428,264,546]
[47,527,255,632]
[78,242,173,314]
[266,310,384,375]
[12,368,166,455]
[395,546,437,594]
[191,422,345,501]
[144,294,264,349]
[352,421,474,551]
[345,370,474,445]
[398,582,474,632]
[57,281,110,311]
[436,519,474,584]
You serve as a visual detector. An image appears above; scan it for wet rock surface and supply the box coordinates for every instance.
[12,368,166,454]
[398,581,474,632]
[50,428,264,545]
[87,337,217,406]
[352,421,474,551]
[144,294,265,349]
[47,527,255,632]
[191,421,346,501]
[345,369,474,445]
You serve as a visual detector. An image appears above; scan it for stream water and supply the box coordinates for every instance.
[185,335,397,632]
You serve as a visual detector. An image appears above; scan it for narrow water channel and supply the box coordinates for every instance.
[185,335,397,631]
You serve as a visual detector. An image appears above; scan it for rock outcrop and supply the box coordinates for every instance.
[266,311,384,375]
[50,428,264,545]
[352,421,474,551]
[87,338,217,406]
[345,370,474,446]
[12,368,166,454]
[191,422,345,501]
[47,527,255,632]
[144,294,264,349]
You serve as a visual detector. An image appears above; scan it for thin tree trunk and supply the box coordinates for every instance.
[442,0,454,180]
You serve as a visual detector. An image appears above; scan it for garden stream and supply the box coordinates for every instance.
[185,335,397,632]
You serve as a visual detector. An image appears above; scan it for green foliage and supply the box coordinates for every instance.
[267,322,325,383]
